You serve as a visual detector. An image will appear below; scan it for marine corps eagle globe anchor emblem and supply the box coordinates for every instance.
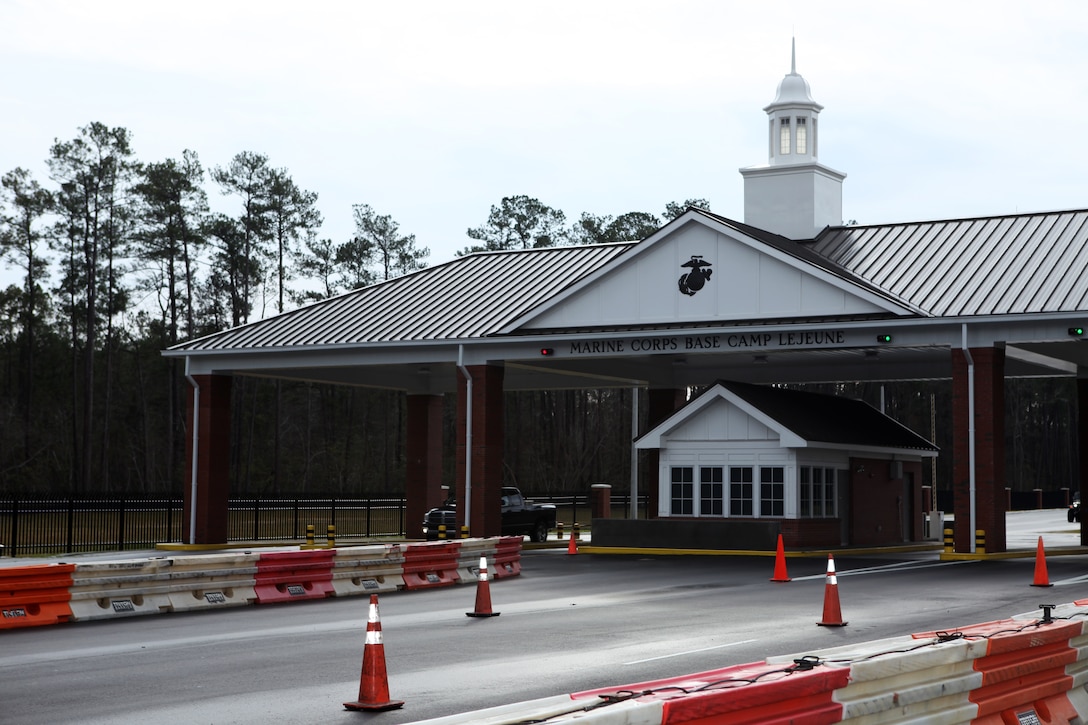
[678,255,712,296]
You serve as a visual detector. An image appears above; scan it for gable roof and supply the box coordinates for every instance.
[500,208,924,333]
[636,380,938,456]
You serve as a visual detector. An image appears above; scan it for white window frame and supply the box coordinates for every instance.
[800,465,841,518]
[700,466,724,516]
[670,466,694,515]
[760,466,785,517]
[729,466,754,516]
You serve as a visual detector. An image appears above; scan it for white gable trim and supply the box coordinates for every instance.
[499,210,920,335]
[635,383,806,449]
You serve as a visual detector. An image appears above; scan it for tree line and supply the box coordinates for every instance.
[0,121,1075,499]
[0,121,711,497]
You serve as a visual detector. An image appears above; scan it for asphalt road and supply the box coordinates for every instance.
[1,510,1085,724]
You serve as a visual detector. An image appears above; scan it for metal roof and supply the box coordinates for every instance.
[692,209,928,315]
[636,380,939,454]
[810,209,1088,317]
[169,243,633,351]
[720,380,938,453]
[169,207,1088,355]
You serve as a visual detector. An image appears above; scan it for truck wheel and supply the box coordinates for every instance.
[531,521,549,543]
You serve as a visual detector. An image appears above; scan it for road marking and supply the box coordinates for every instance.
[624,639,758,665]
[790,559,978,581]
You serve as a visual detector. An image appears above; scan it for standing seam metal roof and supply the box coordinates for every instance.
[720,380,938,452]
[810,209,1088,316]
[169,243,634,351]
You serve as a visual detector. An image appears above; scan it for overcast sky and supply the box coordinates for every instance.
[2,0,1086,279]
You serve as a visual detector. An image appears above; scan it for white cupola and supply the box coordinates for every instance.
[740,40,846,240]
[765,39,822,166]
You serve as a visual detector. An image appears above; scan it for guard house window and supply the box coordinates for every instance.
[671,467,694,515]
[800,467,840,517]
[795,117,807,155]
[779,118,791,155]
[760,467,785,516]
[730,466,754,516]
[700,467,724,516]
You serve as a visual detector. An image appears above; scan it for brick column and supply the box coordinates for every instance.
[645,388,687,518]
[406,394,445,539]
[951,347,1006,553]
[183,374,232,545]
[456,364,504,537]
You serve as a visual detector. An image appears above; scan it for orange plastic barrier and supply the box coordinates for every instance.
[573,659,849,725]
[493,536,522,579]
[253,550,335,604]
[970,621,1079,725]
[401,541,460,590]
[0,564,75,629]
[913,617,1081,725]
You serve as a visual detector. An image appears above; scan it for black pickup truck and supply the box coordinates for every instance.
[423,486,557,542]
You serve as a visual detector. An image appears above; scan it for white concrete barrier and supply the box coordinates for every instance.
[455,538,499,583]
[331,544,405,596]
[67,558,173,621]
[163,551,259,612]
[768,634,984,724]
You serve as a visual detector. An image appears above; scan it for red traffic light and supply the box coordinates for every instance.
[540,348,555,356]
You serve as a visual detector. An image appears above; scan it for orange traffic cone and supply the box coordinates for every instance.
[466,556,500,617]
[817,554,847,627]
[1031,536,1053,587]
[770,534,791,582]
[344,594,404,711]
[567,530,578,555]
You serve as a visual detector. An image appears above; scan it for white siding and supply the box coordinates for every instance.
[522,223,886,330]
[665,398,776,443]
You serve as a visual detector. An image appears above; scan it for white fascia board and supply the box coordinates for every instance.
[739,160,846,182]
[171,339,472,375]
[800,441,939,458]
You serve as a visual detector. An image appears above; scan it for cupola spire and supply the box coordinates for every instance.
[739,40,846,239]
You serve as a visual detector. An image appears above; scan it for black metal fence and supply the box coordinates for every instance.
[0,491,644,557]
[0,495,408,557]
[2,489,1071,557]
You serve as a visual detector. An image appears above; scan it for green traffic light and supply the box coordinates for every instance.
[876,334,892,343]
[1070,327,1085,337]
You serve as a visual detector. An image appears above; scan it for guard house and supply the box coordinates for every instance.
[596,381,938,551]
[166,44,1088,556]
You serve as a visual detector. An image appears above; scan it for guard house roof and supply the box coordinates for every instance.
[165,207,1088,392]
[635,380,939,457]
